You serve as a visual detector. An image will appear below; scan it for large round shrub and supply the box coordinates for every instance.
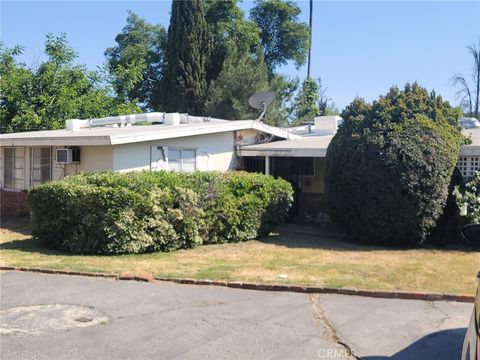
[325,83,463,244]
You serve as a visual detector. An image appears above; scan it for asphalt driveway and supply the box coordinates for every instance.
[0,271,473,360]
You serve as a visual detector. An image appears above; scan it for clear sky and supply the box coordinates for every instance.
[1,0,479,110]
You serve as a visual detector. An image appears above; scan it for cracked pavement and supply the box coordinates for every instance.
[0,272,473,359]
[317,293,471,359]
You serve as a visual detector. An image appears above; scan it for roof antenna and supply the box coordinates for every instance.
[248,91,274,122]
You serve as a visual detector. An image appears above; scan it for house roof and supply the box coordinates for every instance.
[240,128,480,158]
[0,120,300,147]
[239,135,333,157]
[5,115,479,157]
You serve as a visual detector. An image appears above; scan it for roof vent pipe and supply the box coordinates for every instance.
[164,113,181,125]
[66,112,165,131]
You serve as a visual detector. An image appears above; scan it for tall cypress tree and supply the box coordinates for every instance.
[162,0,212,115]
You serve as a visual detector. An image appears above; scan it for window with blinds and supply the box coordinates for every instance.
[31,147,51,186]
[168,149,196,172]
[3,147,25,190]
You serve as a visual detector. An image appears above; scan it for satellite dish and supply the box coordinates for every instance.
[248,91,274,110]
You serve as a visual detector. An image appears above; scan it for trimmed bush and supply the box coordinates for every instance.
[29,182,204,254]
[325,83,464,244]
[29,171,293,254]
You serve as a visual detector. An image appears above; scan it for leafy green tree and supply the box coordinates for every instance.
[267,74,298,126]
[250,0,310,76]
[103,2,304,119]
[325,83,464,244]
[206,45,297,126]
[317,78,339,116]
[204,0,298,125]
[0,35,139,133]
[293,77,338,125]
[0,44,34,132]
[206,47,269,120]
[105,11,167,110]
[162,0,213,114]
[294,77,320,124]
[205,0,260,84]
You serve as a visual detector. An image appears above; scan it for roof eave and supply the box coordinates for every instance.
[0,120,296,146]
[0,137,111,147]
[250,121,302,140]
[109,121,258,145]
[460,145,480,156]
[238,148,327,158]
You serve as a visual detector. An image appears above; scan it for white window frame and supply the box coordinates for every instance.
[3,147,25,191]
[30,147,52,187]
[168,148,196,172]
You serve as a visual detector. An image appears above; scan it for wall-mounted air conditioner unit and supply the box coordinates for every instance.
[56,148,80,164]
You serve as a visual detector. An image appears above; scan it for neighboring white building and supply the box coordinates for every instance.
[459,117,480,129]
[458,127,480,178]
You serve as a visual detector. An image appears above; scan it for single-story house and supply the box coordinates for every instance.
[1,112,479,218]
[0,113,299,214]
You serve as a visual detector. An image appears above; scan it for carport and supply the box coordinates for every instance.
[238,135,332,221]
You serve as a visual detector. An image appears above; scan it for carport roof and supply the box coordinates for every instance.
[239,135,333,157]
[240,127,480,158]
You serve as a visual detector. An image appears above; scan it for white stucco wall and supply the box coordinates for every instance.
[1,131,236,190]
[112,131,236,172]
[59,145,113,178]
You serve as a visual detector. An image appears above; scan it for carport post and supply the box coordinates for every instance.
[265,156,270,175]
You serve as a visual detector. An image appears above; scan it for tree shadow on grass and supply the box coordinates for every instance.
[263,224,479,253]
[0,215,31,235]
[1,237,74,256]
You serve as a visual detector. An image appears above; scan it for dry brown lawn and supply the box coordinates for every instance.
[1,217,479,295]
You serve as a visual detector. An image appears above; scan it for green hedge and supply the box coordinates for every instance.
[28,171,293,254]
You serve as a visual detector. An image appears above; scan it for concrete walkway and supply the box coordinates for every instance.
[0,272,473,359]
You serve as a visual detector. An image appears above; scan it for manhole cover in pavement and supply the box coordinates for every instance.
[0,304,109,335]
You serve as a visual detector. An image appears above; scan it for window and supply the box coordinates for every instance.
[31,147,51,186]
[3,147,24,190]
[168,149,196,172]
[457,156,480,178]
